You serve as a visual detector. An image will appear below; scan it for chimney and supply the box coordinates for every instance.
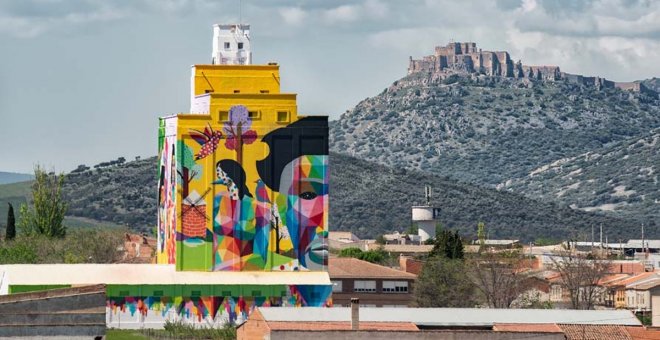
[351,298,359,330]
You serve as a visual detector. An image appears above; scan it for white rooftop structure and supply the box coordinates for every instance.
[0,264,330,295]
[258,307,641,327]
[211,23,251,65]
[626,240,660,249]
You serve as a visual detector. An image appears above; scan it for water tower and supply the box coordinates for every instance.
[412,185,441,242]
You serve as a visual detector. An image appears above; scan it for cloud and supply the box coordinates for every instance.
[279,7,306,26]
[322,4,359,24]
[363,0,388,19]
[0,1,129,38]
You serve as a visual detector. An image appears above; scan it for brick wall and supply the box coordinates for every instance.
[182,204,207,238]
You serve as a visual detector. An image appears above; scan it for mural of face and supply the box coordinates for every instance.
[279,155,328,270]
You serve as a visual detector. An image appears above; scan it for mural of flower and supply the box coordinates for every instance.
[223,105,257,164]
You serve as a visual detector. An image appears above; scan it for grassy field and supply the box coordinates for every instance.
[106,329,151,340]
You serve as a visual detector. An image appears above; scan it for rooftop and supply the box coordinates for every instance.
[0,264,330,286]
[329,258,417,280]
[266,321,419,332]
[493,323,563,333]
[559,324,632,340]
[257,307,641,327]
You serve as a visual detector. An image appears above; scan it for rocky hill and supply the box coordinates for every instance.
[32,154,639,241]
[331,67,659,231]
[500,130,658,227]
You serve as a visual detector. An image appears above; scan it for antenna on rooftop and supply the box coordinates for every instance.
[425,185,432,206]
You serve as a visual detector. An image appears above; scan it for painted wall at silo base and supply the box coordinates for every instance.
[157,105,329,273]
[105,284,332,328]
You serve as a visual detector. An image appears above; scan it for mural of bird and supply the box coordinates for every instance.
[254,179,270,203]
[189,123,222,160]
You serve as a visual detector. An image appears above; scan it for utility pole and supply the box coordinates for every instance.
[642,223,645,256]
[600,224,603,250]
[591,225,595,252]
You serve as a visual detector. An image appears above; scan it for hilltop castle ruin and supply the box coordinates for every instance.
[408,41,654,94]
[408,41,560,80]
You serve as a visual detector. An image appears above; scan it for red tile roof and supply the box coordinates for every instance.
[559,324,632,340]
[329,258,417,279]
[625,326,660,340]
[493,323,563,333]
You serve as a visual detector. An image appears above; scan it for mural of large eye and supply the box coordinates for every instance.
[299,192,317,200]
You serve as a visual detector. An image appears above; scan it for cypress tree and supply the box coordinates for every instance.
[6,202,16,240]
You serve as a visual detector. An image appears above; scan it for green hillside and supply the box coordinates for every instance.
[0,154,639,241]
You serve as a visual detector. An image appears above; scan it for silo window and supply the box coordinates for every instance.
[224,42,230,49]
[248,111,260,120]
[277,111,289,123]
[238,42,244,49]
[219,111,229,122]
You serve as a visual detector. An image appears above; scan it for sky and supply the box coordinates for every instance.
[1,0,660,173]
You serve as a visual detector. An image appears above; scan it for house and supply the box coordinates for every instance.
[607,272,659,310]
[329,258,417,307]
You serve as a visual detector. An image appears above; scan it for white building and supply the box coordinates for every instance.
[211,24,252,65]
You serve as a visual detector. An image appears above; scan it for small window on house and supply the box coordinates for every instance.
[234,90,240,93]
[260,90,269,94]
[219,111,229,122]
[238,42,244,49]
[205,89,212,94]
[224,42,230,49]
[153,290,164,297]
[222,290,232,296]
[191,290,201,297]
[277,111,289,123]
[331,280,343,293]
[248,111,260,120]
[354,280,376,293]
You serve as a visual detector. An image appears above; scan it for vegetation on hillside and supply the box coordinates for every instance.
[331,73,659,231]
[2,153,631,241]
[502,129,659,228]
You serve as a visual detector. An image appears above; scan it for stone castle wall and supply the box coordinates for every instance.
[409,41,559,80]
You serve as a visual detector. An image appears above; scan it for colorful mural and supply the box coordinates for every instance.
[159,104,329,272]
[157,119,177,264]
[106,284,332,323]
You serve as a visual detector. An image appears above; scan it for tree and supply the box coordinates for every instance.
[551,251,611,310]
[414,256,477,307]
[176,141,202,199]
[223,105,257,164]
[6,203,15,240]
[18,166,68,238]
[338,247,387,264]
[471,251,527,308]
[430,229,464,259]
[375,234,386,245]
[477,221,486,252]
